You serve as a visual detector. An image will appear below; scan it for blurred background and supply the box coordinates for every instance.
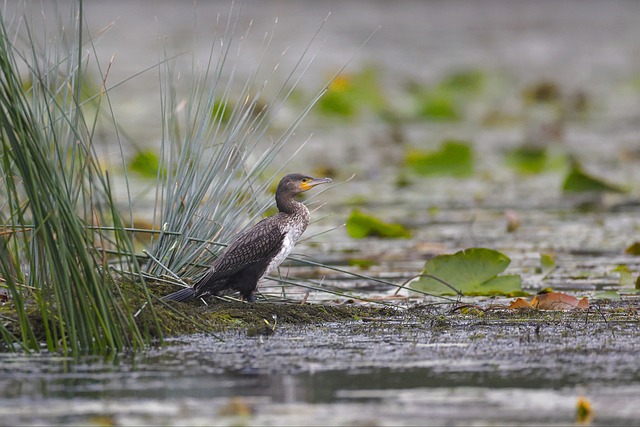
[61,0,640,186]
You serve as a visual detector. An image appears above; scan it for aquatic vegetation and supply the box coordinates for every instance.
[505,145,549,174]
[346,209,411,239]
[509,292,589,310]
[129,150,161,178]
[539,253,557,277]
[0,1,344,354]
[561,161,627,193]
[415,90,461,120]
[624,242,640,255]
[145,6,334,284]
[411,248,523,296]
[523,80,563,104]
[412,68,486,121]
[0,1,162,354]
[405,139,474,177]
[316,67,386,118]
[439,69,486,95]
[505,144,569,175]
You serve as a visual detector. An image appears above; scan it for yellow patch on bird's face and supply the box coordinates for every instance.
[300,179,312,191]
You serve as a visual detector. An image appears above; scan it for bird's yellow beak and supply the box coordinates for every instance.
[300,177,332,191]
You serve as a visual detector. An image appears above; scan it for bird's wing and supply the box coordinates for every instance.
[197,217,286,283]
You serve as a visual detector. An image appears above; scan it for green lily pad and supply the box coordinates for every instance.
[211,100,233,124]
[411,247,523,296]
[317,67,385,118]
[506,145,548,175]
[562,162,627,193]
[438,69,485,95]
[625,242,640,255]
[612,265,635,288]
[416,90,460,120]
[129,150,160,178]
[346,210,411,239]
[539,253,557,276]
[592,290,621,301]
[406,140,474,177]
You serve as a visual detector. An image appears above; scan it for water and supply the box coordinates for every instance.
[2,317,640,425]
[3,0,640,425]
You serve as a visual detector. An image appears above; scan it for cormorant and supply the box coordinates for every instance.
[164,173,332,303]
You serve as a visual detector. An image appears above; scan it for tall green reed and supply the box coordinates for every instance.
[0,1,161,354]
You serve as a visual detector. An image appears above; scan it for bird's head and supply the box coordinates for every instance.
[278,173,332,196]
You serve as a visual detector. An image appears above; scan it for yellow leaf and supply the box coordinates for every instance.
[576,396,594,425]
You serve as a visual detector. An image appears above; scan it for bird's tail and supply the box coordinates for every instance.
[163,287,196,303]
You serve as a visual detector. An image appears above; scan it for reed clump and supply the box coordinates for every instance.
[0,1,337,354]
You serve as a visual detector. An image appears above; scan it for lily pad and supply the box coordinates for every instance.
[612,265,635,288]
[539,253,557,276]
[624,242,640,255]
[211,100,233,124]
[411,247,523,296]
[346,210,411,239]
[416,90,460,120]
[562,162,627,193]
[406,140,474,177]
[129,150,160,178]
[592,290,622,301]
[438,69,485,95]
[317,67,385,118]
[506,145,548,175]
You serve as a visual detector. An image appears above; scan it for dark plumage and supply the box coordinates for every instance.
[164,173,332,303]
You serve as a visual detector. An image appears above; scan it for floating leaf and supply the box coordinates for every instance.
[592,290,621,301]
[576,396,594,425]
[523,81,562,104]
[612,265,635,288]
[505,145,548,175]
[509,298,532,309]
[624,242,640,255]
[530,292,589,310]
[411,247,522,296]
[562,162,627,193]
[346,210,411,239]
[348,258,376,269]
[413,69,485,121]
[317,67,385,118]
[129,150,160,178]
[406,140,474,177]
[438,69,485,95]
[539,253,557,276]
[416,90,460,120]
[211,100,233,124]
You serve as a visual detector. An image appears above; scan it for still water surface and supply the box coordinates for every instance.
[3,0,640,425]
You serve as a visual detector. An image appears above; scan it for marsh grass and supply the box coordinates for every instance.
[0,1,161,354]
[0,2,425,354]
[144,6,333,285]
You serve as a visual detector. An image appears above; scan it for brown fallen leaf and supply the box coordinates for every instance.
[508,297,532,309]
[530,292,589,310]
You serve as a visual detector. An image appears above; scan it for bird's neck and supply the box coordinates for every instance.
[276,194,307,216]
